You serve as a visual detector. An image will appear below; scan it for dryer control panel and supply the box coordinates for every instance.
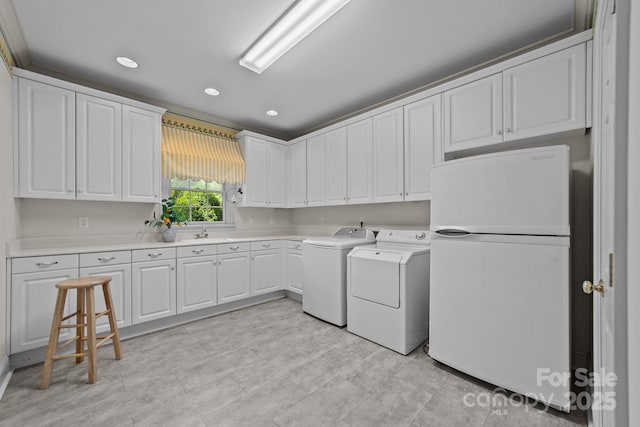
[376,230,431,245]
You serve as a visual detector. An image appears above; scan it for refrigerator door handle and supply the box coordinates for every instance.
[435,229,472,237]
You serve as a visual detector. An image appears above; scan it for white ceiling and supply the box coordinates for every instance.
[10,0,581,139]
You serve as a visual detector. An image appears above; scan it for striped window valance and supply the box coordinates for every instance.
[161,113,245,184]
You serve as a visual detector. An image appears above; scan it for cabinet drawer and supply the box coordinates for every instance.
[250,240,281,251]
[177,244,218,258]
[12,254,79,274]
[286,240,304,250]
[132,247,176,262]
[218,242,250,254]
[80,250,131,267]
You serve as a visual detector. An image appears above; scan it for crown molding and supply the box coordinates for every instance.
[0,1,30,67]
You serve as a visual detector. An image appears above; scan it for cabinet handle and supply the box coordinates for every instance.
[399,193,402,196]
[295,244,301,249]
[252,256,255,261]
[67,189,73,193]
[36,261,59,267]
[192,249,205,254]
[148,253,162,258]
[97,256,116,263]
[262,243,271,248]
[505,128,512,133]
[496,130,503,135]
[230,246,239,251]
[405,192,408,196]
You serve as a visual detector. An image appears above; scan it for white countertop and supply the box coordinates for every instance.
[7,234,309,258]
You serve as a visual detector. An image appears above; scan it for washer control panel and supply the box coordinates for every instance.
[376,229,431,245]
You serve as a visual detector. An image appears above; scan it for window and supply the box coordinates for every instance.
[170,178,224,223]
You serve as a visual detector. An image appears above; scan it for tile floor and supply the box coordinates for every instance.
[0,298,587,426]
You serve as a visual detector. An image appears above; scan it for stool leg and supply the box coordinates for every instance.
[86,286,97,384]
[75,288,85,364]
[102,282,122,360]
[40,288,67,389]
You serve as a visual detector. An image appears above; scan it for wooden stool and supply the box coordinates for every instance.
[40,276,122,389]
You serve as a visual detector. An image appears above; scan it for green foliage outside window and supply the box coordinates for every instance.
[170,178,224,223]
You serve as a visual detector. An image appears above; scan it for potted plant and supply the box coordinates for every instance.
[145,196,187,242]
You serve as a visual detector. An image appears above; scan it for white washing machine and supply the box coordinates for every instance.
[347,229,430,355]
[303,228,375,326]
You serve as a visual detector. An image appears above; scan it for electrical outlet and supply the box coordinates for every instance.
[269,217,275,225]
[79,217,89,228]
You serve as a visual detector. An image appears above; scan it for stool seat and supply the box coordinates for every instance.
[40,275,122,389]
[56,276,113,289]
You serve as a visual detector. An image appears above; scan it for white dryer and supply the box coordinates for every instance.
[347,229,430,355]
[303,228,375,326]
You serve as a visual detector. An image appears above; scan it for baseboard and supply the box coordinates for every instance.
[284,290,302,303]
[0,355,12,400]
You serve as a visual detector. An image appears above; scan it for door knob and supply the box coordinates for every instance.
[583,279,605,295]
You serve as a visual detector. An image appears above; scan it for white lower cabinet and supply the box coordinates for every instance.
[79,263,132,333]
[284,242,303,294]
[251,249,281,295]
[131,257,177,324]
[177,255,218,313]
[218,252,251,303]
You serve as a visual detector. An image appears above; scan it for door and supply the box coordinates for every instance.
[251,249,281,295]
[17,78,76,199]
[503,44,586,141]
[131,259,176,324]
[122,105,161,203]
[218,252,251,303]
[590,1,617,425]
[10,269,77,353]
[176,256,217,313]
[372,108,404,203]
[404,94,442,201]
[306,134,326,206]
[76,94,122,201]
[244,137,268,206]
[289,141,307,207]
[285,248,303,294]
[80,263,131,333]
[324,127,348,205]
[443,73,503,152]
[347,118,373,204]
[269,143,286,207]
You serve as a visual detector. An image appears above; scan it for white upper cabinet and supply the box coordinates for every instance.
[324,127,348,205]
[17,78,76,199]
[404,94,442,201]
[269,143,286,207]
[289,141,307,207]
[243,136,269,206]
[347,118,373,204]
[306,134,326,206]
[443,73,504,153]
[76,94,122,201]
[503,44,586,141]
[122,105,161,203]
[372,108,404,203]
[14,70,165,203]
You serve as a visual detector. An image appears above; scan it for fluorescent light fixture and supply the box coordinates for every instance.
[239,0,351,74]
[204,87,220,96]
[266,110,279,116]
[115,56,138,68]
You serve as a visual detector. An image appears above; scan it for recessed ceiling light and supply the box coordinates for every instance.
[115,56,138,69]
[266,110,279,116]
[204,87,220,96]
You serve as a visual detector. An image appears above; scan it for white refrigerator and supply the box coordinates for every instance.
[429,145,571,411]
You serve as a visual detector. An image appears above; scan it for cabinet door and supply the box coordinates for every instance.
[251,249,281,295]
[80,263,131,333]
[177,256,217,313]
[268,143,286,207]
[76,94,122,201]
[122,105,161,203]
[289,141,307,207]
[443,73,503,152]
[218,252,251,303]
[17,78,76,199]
[404,94,442,201]
[324,127,348,205]
[11,268,77,353]
[131,259,176,324]
[503,44,586,141]
[285,249,303,294]
[306,134,326,206]
[244,137,268,206]
[373,108,404,203]
[347,118,373,204]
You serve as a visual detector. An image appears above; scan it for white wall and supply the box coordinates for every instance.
[0,63,18,360]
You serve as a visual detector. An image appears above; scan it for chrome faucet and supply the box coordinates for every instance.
[195,227,209,239]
